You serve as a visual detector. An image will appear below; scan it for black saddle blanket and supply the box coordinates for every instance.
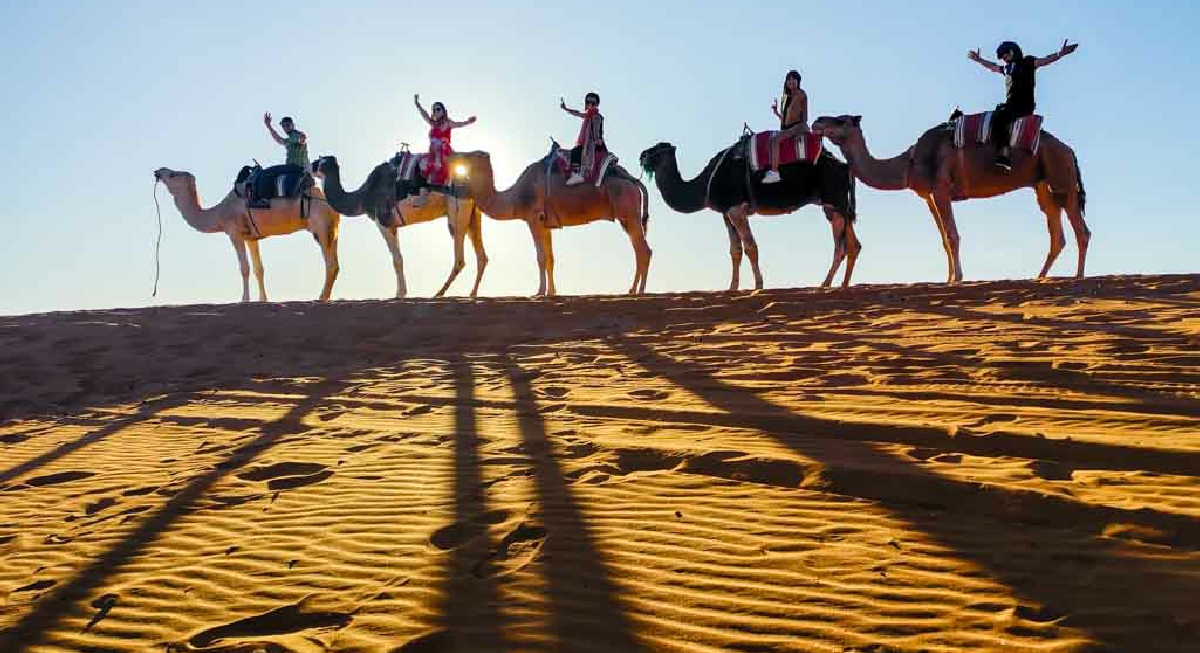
[236,164,313,207]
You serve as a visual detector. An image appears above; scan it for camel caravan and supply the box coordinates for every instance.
[155,39,1088,301]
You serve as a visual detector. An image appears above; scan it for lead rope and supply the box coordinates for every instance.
[152,180,164,297]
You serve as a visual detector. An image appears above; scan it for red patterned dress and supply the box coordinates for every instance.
[422,122,453,186]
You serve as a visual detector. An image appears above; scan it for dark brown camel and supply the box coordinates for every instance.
[812,114,1090,283]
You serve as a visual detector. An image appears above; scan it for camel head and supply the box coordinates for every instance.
[639,142,676,175]
[153,167,195,195]
[310,155,339,179]
[811,115,862,147]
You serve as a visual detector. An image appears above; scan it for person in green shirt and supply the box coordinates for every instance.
[263,112,309,168]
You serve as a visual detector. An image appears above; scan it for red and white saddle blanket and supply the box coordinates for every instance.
[953,112,1044,154]
[550,148,618,187]
[392,151,423,182]
[748,130,822,171]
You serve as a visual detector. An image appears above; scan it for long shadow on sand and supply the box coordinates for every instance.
[0,394,198,486]
[614,337,1199,653]
[0,374,354,651]
[406,358,510,652]
[501,353,645,653]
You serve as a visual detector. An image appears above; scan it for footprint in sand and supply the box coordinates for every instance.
[1029,460,1074,481]
[25,470,94,488]
[472,522,548,579]
[185,600,353,649]
[541,385,571,399]
[13,579,57,593]
[628,389,670,401]
[236,462,334,491]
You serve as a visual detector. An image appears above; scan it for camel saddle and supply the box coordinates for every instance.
[235,164,314,209]
[543,140,618,187]
[747,130,822,172]
[953,112,1044,155]
[389,150,428,200]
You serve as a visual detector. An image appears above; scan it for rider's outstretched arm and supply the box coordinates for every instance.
[967,48,1004,74]
[1036,40,1080,67]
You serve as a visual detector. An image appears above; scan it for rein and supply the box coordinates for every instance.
[151,180,164,297]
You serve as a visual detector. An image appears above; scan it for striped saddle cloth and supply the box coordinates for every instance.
[954,112,1044,154]
[747,130,821,171]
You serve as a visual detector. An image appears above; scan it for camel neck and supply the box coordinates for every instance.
[320,166,364,216]
[652,152,710,214]
[172,181,226,234]
[841,132,910,192]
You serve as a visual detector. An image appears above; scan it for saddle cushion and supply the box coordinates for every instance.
[548,147,618,186]
[954,112,1044,154]
[747,131,821,171]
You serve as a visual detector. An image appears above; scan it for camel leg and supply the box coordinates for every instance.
[1035,183,1066,280]
[821,208,847,289]
[729,204,763,290]
[1064,192,1091,279]
[624,216,653,295]
[923,195,956,283]
[377,222,407,299]
[466,207,488,298]
[528,221,554,297]
[230,233,251,302]
[931,192,964,284]
[313,218,339,302]
[246,239,268,302]
[434,206,468,298]
[842,216,862,289]
[724,213,743,291]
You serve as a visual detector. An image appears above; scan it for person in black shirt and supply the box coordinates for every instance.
[968,39,1079,169]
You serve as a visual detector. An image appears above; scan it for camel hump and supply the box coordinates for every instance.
[953,112,1045,155]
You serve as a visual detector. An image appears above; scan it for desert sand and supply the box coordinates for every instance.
[1,274,1198,653]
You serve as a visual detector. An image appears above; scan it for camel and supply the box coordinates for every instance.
[811,114,1090,283]
[639,141,860,290]
[153,167,340,302]
[454,151,651,296]
[311,156,486,298]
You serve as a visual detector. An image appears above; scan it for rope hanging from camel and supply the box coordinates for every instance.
[151,180,164,297]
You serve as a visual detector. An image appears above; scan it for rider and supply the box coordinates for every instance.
[263,113,309,169]
[560,92,606,186]
[413,94,477,206]
[967,39,1079,169]
[762,69,808,184]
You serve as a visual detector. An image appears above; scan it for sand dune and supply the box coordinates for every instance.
[2,274,1199,652]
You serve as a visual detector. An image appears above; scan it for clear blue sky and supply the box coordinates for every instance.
[1,0,1195,315]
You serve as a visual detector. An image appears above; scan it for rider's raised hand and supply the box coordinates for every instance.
[967,47,982,61]
[1060,39,1079,56]
[263,112,272,125]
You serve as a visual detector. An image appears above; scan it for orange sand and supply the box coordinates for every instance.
[1,274,1199,652]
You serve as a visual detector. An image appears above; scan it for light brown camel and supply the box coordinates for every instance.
[153,168,340,301]
[811,115,1090,283]
[455,151,651,296]
[312,155,486,298]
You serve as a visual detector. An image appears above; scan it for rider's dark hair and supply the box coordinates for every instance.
[585,92,600,105]
[996,41,1024,61]
[783,70,802,96]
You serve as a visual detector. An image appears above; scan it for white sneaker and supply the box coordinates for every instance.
[761,170,782,184]
[565,173,585,186]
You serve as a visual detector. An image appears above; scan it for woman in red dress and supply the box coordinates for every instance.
[413,94,477,206]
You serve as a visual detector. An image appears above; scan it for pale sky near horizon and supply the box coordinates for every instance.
[1,1,1196,316]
